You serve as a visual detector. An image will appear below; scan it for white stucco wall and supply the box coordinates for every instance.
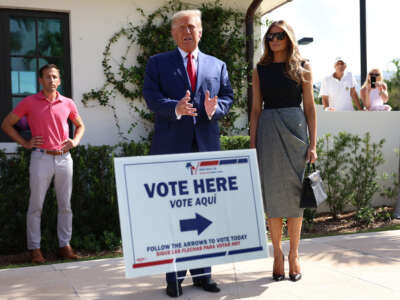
[315,106,400,210]
[0,0,254,151]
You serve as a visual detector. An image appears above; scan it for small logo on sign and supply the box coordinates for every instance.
[186,162,199,175]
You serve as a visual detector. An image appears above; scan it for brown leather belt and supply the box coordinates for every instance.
[33,148,69,156]
[45,150,69,156]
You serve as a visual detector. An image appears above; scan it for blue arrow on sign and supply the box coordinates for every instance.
[180,213,212,235]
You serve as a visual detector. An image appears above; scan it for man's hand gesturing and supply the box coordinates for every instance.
[204,90,218,119]
[176,90,197,117]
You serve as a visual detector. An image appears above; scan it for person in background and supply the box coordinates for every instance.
[360,68,391,111]
[320,57,363,111]
[1,64,84,264]
[250,20,317,283]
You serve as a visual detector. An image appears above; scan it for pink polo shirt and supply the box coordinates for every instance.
[13,91,80,150]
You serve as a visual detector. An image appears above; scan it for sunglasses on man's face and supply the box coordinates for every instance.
[266,32,286,42]
[369,73,380,77]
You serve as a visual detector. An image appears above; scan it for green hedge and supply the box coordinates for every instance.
[0,133,395,255]
[220,135,250,150]
[0,136,248,254]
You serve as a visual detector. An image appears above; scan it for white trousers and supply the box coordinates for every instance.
[27,151,73,250]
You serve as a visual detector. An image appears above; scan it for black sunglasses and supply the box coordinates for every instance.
[266,32,286,42]
[369,72,380,77]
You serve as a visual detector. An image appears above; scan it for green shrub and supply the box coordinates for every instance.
[0,148,31,253]
[220,135,249,150]
[0,136,248,255]
[374,207,393,223]
[317,132,385,218]
[81,233,100,252]
[302,208,317,232]
[70,145,120,254]
[0,144,123,254]
[103,230,122,251]
[118,140,150,157]
[355,207,375,227]
[347,133,385,211]
[303,208,316,223]
[316,132,353,219]
[380,149,399,205]
[0,132,394,255]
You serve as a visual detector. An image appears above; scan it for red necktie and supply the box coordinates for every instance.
[187,52,197,91]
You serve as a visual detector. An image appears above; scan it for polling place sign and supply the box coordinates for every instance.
[114,149,268,278]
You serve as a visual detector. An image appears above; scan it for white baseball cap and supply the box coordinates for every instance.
[334,57,346,64]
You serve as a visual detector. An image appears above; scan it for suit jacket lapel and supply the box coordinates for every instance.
[194,50,205,98]
[172,48,191,91]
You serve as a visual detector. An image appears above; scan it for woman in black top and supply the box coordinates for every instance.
[250,20,317,282]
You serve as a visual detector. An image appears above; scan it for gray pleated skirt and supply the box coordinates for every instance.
[256,107,309,218]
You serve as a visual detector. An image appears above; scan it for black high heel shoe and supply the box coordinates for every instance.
[272,254,285,281]
[289,255,302,282]
[289,273,302,281]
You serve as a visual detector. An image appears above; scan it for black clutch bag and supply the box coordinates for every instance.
[300,163,327,208]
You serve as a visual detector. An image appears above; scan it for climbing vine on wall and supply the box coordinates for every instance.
[82,0,249,140]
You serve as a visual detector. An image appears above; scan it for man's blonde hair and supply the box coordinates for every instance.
[171,9,202,28]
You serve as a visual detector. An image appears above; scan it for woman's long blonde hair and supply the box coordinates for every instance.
[361,68,384,89]
[258,20,307,85]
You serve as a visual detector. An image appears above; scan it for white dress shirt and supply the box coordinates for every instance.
[177,47,199,85]
[175,47,214,120]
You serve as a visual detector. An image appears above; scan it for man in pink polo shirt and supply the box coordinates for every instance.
[1,64,85,264]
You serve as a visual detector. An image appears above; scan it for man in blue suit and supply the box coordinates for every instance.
[143,9,234,298]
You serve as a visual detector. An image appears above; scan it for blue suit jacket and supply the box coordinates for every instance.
[143,49,234,155]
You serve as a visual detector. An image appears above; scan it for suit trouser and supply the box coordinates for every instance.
[166,135,211,284]
[27,150,73,250]
[166,267,211,284]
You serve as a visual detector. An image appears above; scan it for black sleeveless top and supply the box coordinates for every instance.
[257,62,302,109]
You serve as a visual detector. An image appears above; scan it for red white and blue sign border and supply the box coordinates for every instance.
[114,149,268,278]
